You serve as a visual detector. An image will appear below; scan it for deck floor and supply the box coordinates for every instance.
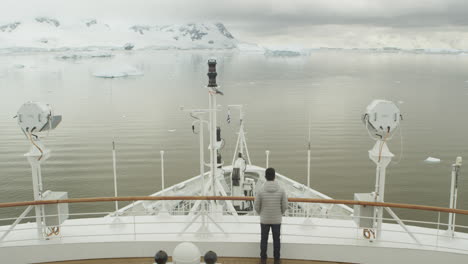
[39,257,353,264]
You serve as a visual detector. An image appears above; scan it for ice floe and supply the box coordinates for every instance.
[424,157,441,163]
[93,65,143,78]
[56,52,114,60]
[265,49,302,57]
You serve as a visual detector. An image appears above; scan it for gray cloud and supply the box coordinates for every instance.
[2,0,468,27]
[1,0,468,48]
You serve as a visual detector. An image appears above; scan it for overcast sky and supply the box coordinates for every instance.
[2,0,468,48]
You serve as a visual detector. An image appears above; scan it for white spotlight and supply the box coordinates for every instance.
[362,99,401,141]
[17,102,61,136]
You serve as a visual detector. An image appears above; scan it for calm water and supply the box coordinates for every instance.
[1,50,468,224]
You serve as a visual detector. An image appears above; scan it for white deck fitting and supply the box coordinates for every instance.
[114,165,352,218]
[1,215,468,264]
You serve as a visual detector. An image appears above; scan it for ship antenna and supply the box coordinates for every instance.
[180,60,237,234]
[207,59,223,198]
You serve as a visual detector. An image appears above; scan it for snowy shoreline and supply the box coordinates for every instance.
[2,17,467,56]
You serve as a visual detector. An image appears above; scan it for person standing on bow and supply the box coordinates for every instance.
[254,167,288,264]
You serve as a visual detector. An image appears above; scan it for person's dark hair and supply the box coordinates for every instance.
[204,251,218,264]
[265,167,275,181]
[155,250,168,264]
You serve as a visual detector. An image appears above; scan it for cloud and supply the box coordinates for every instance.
[239,24,468,49]
[2,0,468,27]
[1,0,467,48]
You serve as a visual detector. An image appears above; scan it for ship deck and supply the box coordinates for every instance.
[2,214,468,264]
[38,257,352,264]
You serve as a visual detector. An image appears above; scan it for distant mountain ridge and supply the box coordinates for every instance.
[0,17,239,51]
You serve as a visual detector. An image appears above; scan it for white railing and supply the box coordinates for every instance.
[1,196,468,254]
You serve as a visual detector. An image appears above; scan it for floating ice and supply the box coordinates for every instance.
[236,42,265,52]
[423,48,462,54]
[93,65,143,78]
[168,129,177,132]
[56,52,114,60]
[265,49,302,57]
[264,45,310,57]
[424,157,441,163]
[398,100,404,104]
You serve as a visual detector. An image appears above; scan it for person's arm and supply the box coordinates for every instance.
[254,191,262,214]
[281,190,288,214]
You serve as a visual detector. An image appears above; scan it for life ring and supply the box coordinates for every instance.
[363,229,375,239]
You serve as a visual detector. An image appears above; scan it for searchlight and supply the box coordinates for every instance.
[354,99,403,240]
[16,102,67,239]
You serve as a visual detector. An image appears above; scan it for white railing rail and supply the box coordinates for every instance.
[1,196,468,253]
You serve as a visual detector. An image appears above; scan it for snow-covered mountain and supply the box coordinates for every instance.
[0,18,239,52]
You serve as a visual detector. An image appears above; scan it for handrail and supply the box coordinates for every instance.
[0,196,467,215]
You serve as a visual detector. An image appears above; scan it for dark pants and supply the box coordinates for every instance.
[260,223,281,260]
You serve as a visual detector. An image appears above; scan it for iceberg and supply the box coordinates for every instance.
[264,46,309,57]
[423,49,462,54]
[56,52,114,60]
[424,157,441,163]
[236,42,265,52]
[382,47,401,52]
[93,65,143,78]
[265,49,302,57]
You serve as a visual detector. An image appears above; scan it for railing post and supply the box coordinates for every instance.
[160,150,165,190]
[132,201,136,241]
[112,141,119,212]
[57,203,62,239]
[448,157,462,237]
[436,212,440,249]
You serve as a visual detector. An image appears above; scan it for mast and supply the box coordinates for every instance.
[207,59,223,197]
